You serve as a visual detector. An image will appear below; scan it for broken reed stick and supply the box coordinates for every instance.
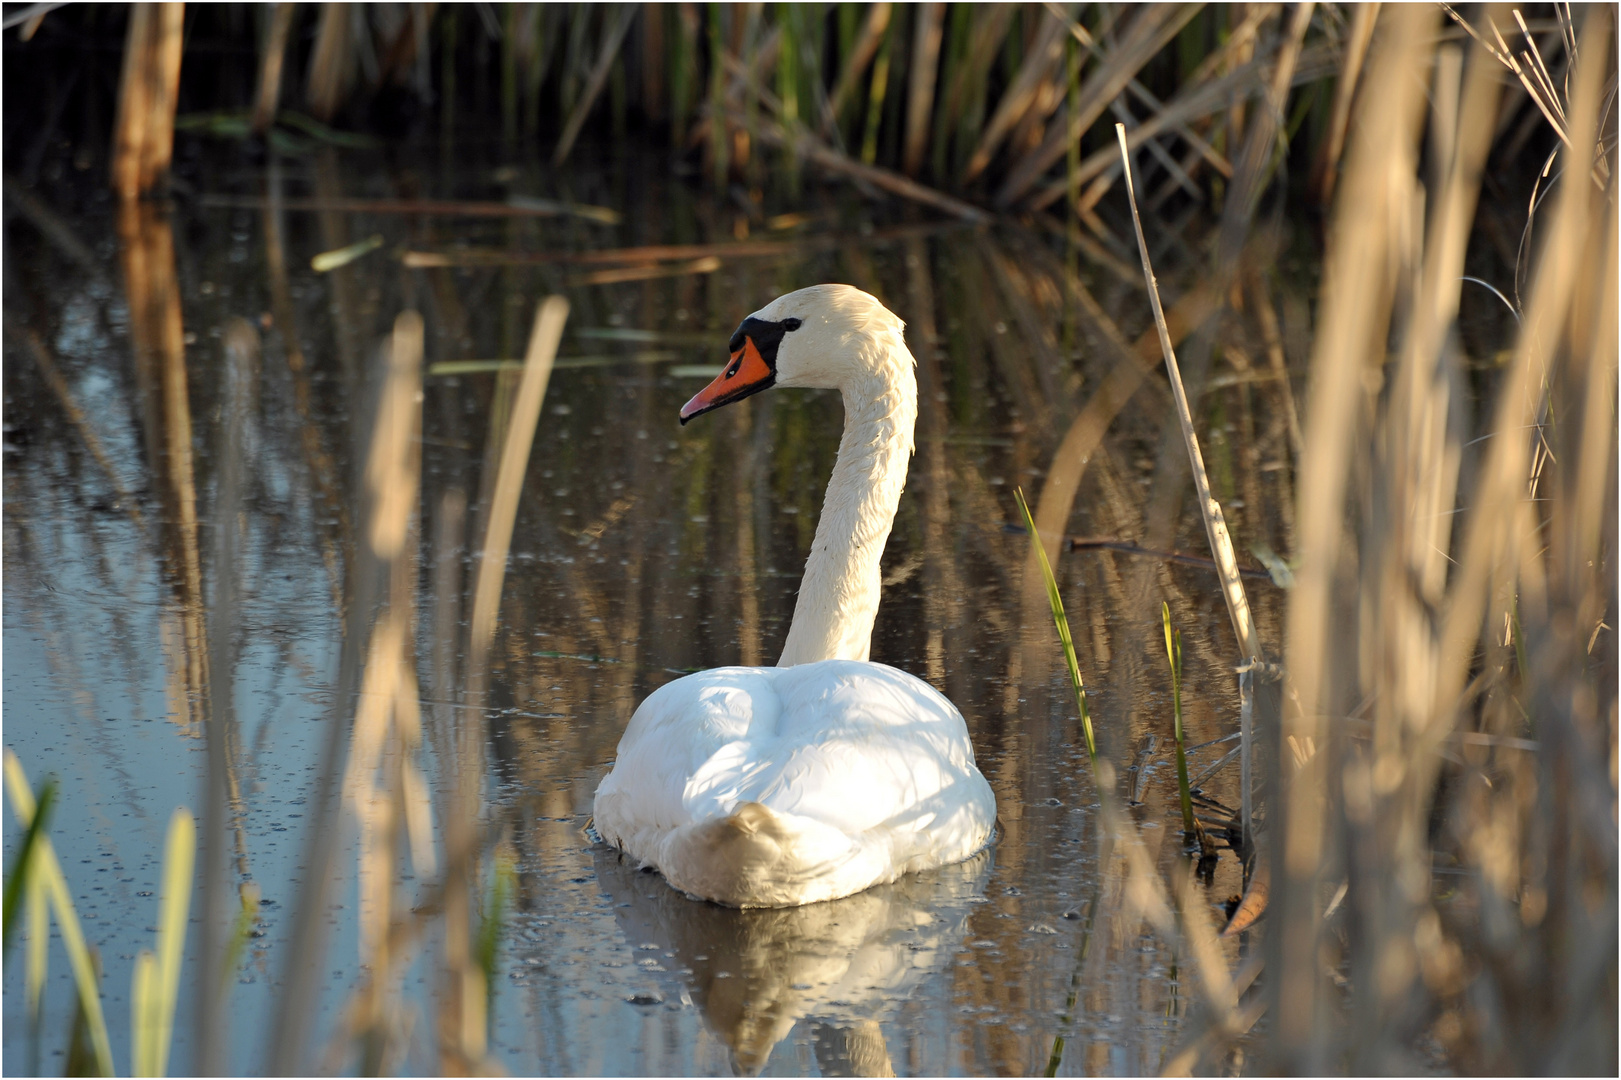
[403,237,810,268]
[305,2,352,123]
[111,2,185,200]
[1114,123,1264,665]
[405,216,974,269]
[1004,523,1276,580]
[252,3,298,134]
[198,193,621,224]
[467,296,569,670]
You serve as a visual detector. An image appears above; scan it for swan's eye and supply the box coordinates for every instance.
[781,318,802,332]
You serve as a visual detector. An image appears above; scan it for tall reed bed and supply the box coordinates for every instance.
[1001,4,1616,1073]
[1265,5,1616,1072]
[58,3,1345,220]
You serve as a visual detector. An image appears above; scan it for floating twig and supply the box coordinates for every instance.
[199,193,621,225]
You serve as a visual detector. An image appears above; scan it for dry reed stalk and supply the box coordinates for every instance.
[1213,1,1315,270]
[307,2,353,123]
[997,3,1200,207]
[1115,124,1263,665]
[1310,2,1380,207]
[570,254,720,286]
[726,113,989,222]
[111,3,184,201]
[554,4,638,165]
[375,1,436,96]
[961,6,1071,184]
[12,6,48,39]
[902,2,945,177]
[251,3,298,133]
[1026,39,1338,212]
[1044,3,1234,181]
[822,2,893,136]
[1271,9,1437,1067]
[1263,4,1617,1070]
[1326,21,1502,1069]
[1429,12,1606,854]
[1248,267,1304,464]
[1417,16,1612,1068]
[203,192,621,224]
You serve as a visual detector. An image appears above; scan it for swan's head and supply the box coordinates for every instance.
[680,284,908,424]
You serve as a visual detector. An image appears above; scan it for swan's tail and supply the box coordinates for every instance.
[662,802,881,908]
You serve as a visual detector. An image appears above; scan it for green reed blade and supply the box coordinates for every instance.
[3,777,55,960]
[222,881,261,984]
[1163,602,1196,842]
[477,845,519,987]
[152,810,195,1077]
[131,950,159,1077]
[861,18,894,166]
[132,810,199,1076]
[27,853,45,1020]
[1014,488,1097,775]
[4,751,114,1077]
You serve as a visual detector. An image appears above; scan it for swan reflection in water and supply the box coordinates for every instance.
[592,842,994,1075]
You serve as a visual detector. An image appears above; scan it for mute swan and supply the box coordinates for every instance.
[593,284,997,908]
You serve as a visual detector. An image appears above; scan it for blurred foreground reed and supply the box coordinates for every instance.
[1266,6,1615,1072]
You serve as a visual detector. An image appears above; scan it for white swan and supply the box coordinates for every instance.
[593,284,996,908]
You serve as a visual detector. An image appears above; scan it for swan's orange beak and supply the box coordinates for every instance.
[679,335,776,424]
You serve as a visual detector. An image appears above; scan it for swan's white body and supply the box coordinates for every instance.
[593,285,996,908]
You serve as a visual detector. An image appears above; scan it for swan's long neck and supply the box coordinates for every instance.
[777,349,917,666]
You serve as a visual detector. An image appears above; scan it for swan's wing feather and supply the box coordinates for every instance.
[723,661,987,836]
[597,668,781,831]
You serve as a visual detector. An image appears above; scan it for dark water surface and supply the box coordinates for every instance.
[3,145,1296,1075]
